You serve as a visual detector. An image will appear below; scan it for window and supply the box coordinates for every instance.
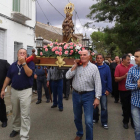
[27,46,33,57]
[12,0,32,20]
[14,42,23,62]
[13,0,20,12]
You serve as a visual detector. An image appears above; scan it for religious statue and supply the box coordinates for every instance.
[62,2,75,42]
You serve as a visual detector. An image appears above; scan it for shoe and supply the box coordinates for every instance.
[46,100,50,103]
[66,97,69,100]
[51,105,57,108]
[59,108,63,111]
[74,136,83,140]
[36,100,41,104]
[114,101,118,103]
[33,90,37,94]
[93,120,98,124]
[123,123,128,129]
[2,121,7,128]
[103,124,108,129]
[10,130,19,137]
[63,96,66,98]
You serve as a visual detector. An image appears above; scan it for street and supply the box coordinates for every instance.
[0,93,134,140]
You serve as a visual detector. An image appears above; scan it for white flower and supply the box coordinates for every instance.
[75,45,81,50]
[49,45,53,48]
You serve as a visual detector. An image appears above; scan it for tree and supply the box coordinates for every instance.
[91,31,122,58]
[86,0,140,54]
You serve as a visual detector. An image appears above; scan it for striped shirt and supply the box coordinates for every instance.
[125,65,140,108]
[66,61,102,97]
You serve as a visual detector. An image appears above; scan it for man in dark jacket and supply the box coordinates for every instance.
[110,56,120,103]
[0,59,10,127]
[93,54,112,129]
[34,66,50,104]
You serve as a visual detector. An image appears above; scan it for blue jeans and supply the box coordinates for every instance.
[37,76,50,100]
[93,95,108,125]
[51,79,63,109]
[72,91,94,140]
[131,105,140,140]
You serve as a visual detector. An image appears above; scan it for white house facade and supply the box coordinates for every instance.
[0,0,36,64]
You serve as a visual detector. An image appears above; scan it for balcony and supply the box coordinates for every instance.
[12,0,32,23]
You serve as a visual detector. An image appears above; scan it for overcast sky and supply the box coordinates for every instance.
[36,0,113,39]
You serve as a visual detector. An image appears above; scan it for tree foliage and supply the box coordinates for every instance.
[87,0,140,54]
[91,31,122,59]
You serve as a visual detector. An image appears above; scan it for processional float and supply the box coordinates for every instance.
[30,2,94,68]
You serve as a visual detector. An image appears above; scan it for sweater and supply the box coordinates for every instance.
[96,63,112,96]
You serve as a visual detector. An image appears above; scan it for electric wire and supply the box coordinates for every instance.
[68,0,86,34]
[46,0,65,18]
[36,0,62,35]
[45,0,80,34]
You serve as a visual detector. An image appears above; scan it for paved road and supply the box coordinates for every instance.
[0,94,134,140]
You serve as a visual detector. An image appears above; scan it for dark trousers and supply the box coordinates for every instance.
[51,79,63,109]
[32,78,37,90]
[63,78,70,98]
[0,98,7,122]
[37,76,50,101]
[120,91,133,124]
[112,81,119,101]
[114,84,119,102]
[49,80,53,94]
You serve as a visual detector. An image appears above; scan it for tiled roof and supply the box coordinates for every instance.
[35,22,83,44]
[36,22,62,35]
[35,22,62,42]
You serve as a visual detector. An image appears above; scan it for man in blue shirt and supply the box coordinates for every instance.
[126,48,140,140]
[34,66,50,104]
[93,54,112,129]
[1,48,35,140]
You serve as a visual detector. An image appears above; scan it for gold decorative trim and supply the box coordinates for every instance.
[35,64,72,67]
[55,56,66,67]
[36,56,74,59]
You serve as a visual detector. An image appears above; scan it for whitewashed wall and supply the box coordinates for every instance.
[0,0,36,64]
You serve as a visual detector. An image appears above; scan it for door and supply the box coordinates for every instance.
[0,30,5,59]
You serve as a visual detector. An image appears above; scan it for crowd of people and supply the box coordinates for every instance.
[0,48,140,140]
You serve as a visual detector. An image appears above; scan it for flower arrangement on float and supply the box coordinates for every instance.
[38,41,95,60]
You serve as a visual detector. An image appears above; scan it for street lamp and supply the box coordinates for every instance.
[36,36,44,48]
[82,34,89,49]
[36,36,44,55]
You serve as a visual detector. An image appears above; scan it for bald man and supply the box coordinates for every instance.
[66,50,102,140]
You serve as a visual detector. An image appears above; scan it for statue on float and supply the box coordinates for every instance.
[62,2,75,42]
